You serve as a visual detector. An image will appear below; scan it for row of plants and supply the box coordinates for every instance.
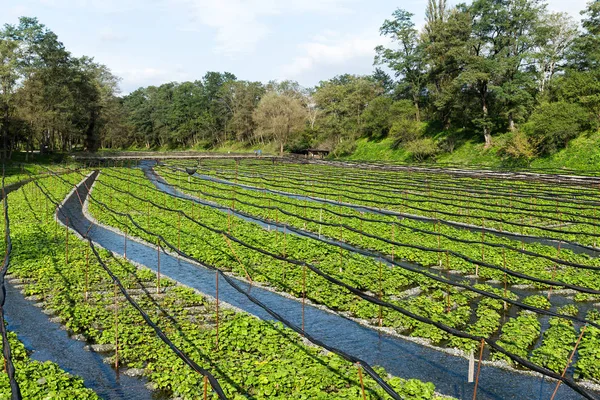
[91,169,482,344]
[189,160,600,225]
[181,159,600,216]
[11,171,445,399]
[153,166,600,293]
[154,161,600,382]
[89,167,595,383]
[183,161,600,246]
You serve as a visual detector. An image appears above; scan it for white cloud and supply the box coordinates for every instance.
[115,67,191,92]
[172,0,355,55]
[98,27,126,42]
[279,29,389,79]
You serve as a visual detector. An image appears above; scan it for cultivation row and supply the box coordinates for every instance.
[170,160,600,247]
[153,166,600,293]
[4,171,445,399]
[83,166,598,393]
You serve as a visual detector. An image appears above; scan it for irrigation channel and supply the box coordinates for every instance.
[54,163,599,400]
[166,164,599,257]
[1,176,155,400]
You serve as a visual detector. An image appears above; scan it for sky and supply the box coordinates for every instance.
[0,0,592,94]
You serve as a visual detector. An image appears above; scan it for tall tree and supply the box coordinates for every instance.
[253,92,307,156]
[375,9,426,121]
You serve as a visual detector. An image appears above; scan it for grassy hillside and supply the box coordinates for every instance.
[341,131,600,172]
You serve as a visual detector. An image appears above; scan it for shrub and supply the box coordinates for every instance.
[525,101,591,154]
[405,137,439,161]
[390,119,423,146]
[499,131,538,163]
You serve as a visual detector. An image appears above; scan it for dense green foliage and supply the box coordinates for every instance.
[6,171,445,399]
[4,0,600,163]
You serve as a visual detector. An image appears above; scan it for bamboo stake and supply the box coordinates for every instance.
[203,375,208,400]
[223,235,253,283]
[124,226,127,260]
[85,246,89,302]
[472,339,485,400]
[302,263,306,332]
[549,325,587,400]
[157,239,161,294]
[503,248,507,311]
[379,262,383,327]
[215,271,219,350]
[114,283,119,371]
[65,217,69,266]
[357,364,367,400]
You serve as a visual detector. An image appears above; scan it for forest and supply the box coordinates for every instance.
[1,0,600,162]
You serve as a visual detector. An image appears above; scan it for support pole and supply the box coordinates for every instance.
[472,339,484,400]
[215,271,219,351]
[550,325,587,400]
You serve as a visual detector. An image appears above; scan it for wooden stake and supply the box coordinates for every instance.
[378,262,383,327]
[302,263,306,332]
[503,248,507,311]
[124,226,127,260]
[215,271,219,350]
[85,246,89,302]
[203,375,208,400]
[114,283,119,371]
[157,239,161,294]
[65,217,69,266]
[472,339,484,400]
[357,364,367,400]
[550,325,587,400]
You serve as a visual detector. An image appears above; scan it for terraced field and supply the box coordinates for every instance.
[2,158,600,399]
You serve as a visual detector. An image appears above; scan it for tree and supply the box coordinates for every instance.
[253,92,307,156]
[375,9,426,121]
[534,12,577,93]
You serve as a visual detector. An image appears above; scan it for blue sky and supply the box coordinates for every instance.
[1,0,590,94]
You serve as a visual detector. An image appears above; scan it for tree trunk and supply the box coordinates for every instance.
[508,113,515,132]
[279,141,283,157]
[482,85,492,149]
[413,95,421,122]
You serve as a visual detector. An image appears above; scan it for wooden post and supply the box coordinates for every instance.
[446,251,450,313]
[549,325,587,400]
[318,208,322,238]
[215,271,219,350]
[85,246,89,302]
[65,217,69,266]
[357,364,367,400]
[203,375,208,400]
[283,226,287,257]
[379,262,383,327]
[472,338,485,400]
[302,263,306,332]
[548,242,562,299]
[339,230,343,274]
[391,224,395,261]
[503,248,507,311]
[114,283,119,371]
[124,226,127,260]
[157,239,161,294]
